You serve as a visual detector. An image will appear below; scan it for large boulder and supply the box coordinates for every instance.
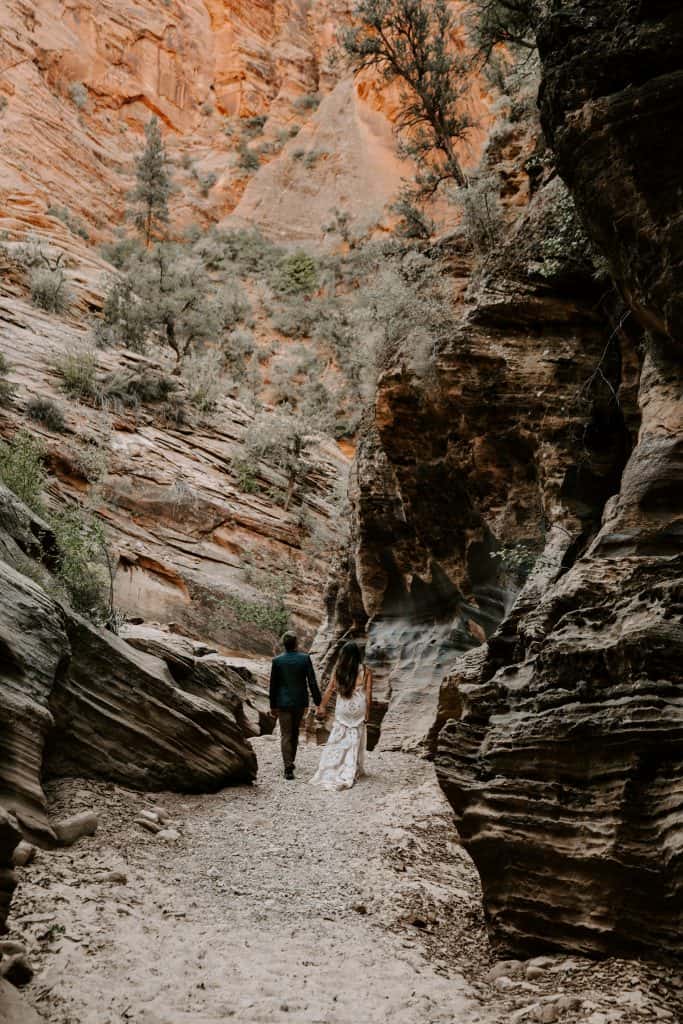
[0,486,260,846]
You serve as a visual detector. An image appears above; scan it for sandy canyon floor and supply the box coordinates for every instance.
[7,738,683,1024]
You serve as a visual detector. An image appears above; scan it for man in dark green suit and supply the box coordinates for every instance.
[269,631,322,779]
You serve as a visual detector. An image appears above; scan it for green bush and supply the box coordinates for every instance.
[237,140,260,172]
[0,352,13,405]
[52,347,99,399]
[293,93,321,112]
[100,236,144,269]
[99,368,176,409]
[0,429,46,513]
[51,506,112,621]
[69,82,88,109]
[271,251,318,296]
[232,457,260,494]
[26,396,67,432]
[47,204,90,240]
[242,115,267,138]
[182,349,225,413]
[225,592,289,636]
[30,267,69,312]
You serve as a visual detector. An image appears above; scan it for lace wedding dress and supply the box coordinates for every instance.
[310,684,367,791]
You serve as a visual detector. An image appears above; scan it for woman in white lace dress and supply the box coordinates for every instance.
[310,641,373,792]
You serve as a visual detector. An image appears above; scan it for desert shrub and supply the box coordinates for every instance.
[271,251,318,296]
[30,267,69,312]
[390,191,435,239]
[73,435,110,483]
[201,101,214,116]
[245,408,307,507]
[269,296,318,338]
[0,97,7,115]
[99,368,176,409]
[101,244,238,364]
[293,92,321,112]
[69,82,88,109]
[456,173,504,254]
[26,396,67,432]
[223,328,255,377]
[237,140,260,172]
[242,115,267,138]
[232,457,260,494]
[100,274,149,351]
[198,171,218,197]
[52,346,99,399]
[51,505,112,621]
[0,429,46,513]
[221,228,281,275]
[0,352,14,405]
[100,235,144,269]
[182,349,225,413]
[225,592,289,636]
[47,204,90,240]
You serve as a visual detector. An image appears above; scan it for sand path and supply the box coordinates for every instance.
[10,737,681,1024]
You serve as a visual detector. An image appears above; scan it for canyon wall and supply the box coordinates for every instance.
[434,1,683,957]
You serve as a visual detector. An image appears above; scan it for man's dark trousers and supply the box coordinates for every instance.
[278,708,305,772]
[269,651,322,772]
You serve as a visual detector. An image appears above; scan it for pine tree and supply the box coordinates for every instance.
[342,0,473,195]
[130,117,172,247]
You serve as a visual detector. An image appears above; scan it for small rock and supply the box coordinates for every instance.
[0,953,34,987]
[54,812,98,846]
[156,829,180,842]
[0,942,26,957]
[488,960,523,982]
[494,976,514,991]
[149,805,171,824]
[11,842,36,868]
[207,867,220,879]
[137,810,161,824]
[96,871,128,885]
[352,903,367,915]
[134,817,162,834]
[551,958,581,974]
[538,1005,558,1024]
[555,996,581,1012]
[526,966,546,980]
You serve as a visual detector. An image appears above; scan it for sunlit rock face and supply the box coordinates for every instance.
[435,0,683,959]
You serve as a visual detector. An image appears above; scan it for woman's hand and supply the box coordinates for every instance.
[315,706,326,720]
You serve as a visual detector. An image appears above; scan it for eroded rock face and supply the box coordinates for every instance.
[435,2,683,958]
[536,0,683,348]
[316,175,636,749]
[0,486,261,844]
[0,809,21,934]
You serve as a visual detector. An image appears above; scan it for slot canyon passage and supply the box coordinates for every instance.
[0,1,682,1022]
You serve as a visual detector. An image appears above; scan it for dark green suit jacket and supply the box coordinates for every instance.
[269,651,322,710]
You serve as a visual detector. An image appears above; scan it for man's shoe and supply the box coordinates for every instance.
[284,767,295,780]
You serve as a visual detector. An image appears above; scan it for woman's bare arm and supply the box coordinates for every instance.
[317,673,336,716]
[364,667,373,723]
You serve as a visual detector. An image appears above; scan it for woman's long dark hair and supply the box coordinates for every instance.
[335,641,362,699]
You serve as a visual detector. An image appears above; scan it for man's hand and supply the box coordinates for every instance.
[315,705,325,720]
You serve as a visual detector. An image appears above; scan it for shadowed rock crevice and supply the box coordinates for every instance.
[434,0,683,959]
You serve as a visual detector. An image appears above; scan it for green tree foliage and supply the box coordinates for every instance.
[129,117,172,247]
[0,429,46,513]
[467,0,537,57]
[343,0,473,196]
[0,431,116,625]
[271,252,319,296]
[103,244,240,365]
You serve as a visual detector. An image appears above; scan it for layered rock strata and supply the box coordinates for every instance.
[435,1,683,957]
[0,484,261,847]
